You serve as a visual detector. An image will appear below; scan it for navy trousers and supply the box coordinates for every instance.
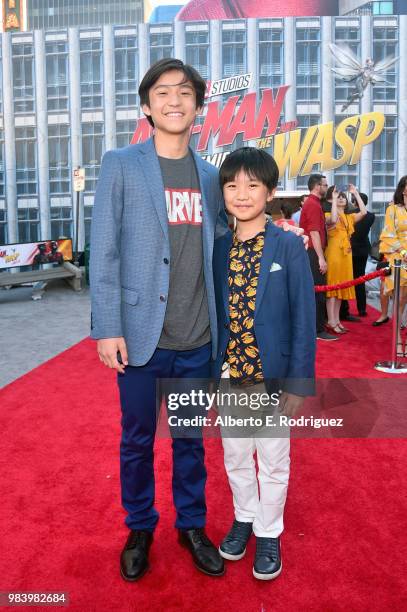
[118,342,211,532]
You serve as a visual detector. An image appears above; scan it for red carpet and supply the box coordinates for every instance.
[1,303,406,611]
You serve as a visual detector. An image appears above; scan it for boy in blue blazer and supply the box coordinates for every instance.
[212,148,316,580]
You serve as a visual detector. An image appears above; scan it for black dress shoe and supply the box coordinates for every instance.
[120,530,153,582]
[358,311,368,317]
[253,536,282,581]
[341,314,360,322]
[178,528,225,576]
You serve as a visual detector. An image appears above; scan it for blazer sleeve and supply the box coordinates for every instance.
[213,176,229,239]
[285,236,316,396]
[89,150,124,339]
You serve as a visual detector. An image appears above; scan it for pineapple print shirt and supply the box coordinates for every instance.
[226,227,265,386]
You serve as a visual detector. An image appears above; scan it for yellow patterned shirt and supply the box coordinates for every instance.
[226,228,265,386]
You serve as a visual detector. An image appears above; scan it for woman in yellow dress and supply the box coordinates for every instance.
[379,176,407,356]
[325,185,367,334]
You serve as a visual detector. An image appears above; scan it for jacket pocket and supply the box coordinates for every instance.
[121,288,139,305]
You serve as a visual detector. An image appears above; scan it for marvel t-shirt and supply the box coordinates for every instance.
[157,151,211,350]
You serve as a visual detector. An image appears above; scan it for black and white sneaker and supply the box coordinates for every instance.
[253,536,282,580]
[219,519,253,561]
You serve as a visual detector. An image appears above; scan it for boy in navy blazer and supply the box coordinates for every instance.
[212,148,316,580]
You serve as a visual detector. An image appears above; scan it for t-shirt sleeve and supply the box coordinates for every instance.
[306,202,321,232]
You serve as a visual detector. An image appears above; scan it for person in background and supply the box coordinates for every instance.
[350,193,375,316]
[372,282,390,327]
[292,194,307,225]
[324,185,361,323]
[274,202,297,228]
[300,174,338,341]
[379,176,407,357]
[324,186,367,334]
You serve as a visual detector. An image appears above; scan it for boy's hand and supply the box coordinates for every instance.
[97,337,128,373]
[281,222,309,249]
[278,392,304,417]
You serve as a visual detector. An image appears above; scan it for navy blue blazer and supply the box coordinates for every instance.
[212,222,316,395]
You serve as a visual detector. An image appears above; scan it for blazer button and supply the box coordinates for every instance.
[224,323,229,329]
[220,351,223,357]
[160,295,166,302]
[163,258,169,264]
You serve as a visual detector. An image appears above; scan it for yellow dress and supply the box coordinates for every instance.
[379,203,407,295]
[324,212,356,299]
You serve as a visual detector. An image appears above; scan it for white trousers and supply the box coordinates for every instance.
[222,435,290,538]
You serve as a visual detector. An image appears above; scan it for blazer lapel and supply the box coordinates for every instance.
[255,222,280,315]
[138,137,169,242]
[219,232,233,319]
[193,152,214,262]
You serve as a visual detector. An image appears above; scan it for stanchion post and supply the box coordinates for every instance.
[375,259,407,373]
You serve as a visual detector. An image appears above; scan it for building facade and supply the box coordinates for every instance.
[1,1,144,31]
[340,1,407,14]
[0,15,406,249]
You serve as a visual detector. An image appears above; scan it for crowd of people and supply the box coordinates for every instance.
[273,174,407,351]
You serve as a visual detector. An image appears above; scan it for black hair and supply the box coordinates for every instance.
[326,185,335,202]
[308,173,326,192]
[300,194,307,204]
[138,58,206,127]
[359,192,368,207]
[393,176,407,206]
[337,191,354,214]
[280,202,292,219]
[219,147,279,191]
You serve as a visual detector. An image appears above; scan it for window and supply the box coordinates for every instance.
[28,0,142,29]
[185,30,209,79]
[12,43,35,113]
[295,115,321,189]
[84,205,93,245]
[258,27,283,91]
[82,122,104,192]
[0,210,6,245]
[15,127,37,195]
[18,208,39,243]
[48,125,70,194]
[373,27,398,102]
[46,41,69,111]
[51,207,73,239]
[373,2,394,15]
[296,27,320,102]
[116,120,135,148]
[115,34,138,108]
[80,37,103,109]
[334,26,360,103]
[150,31,173,65]
[222,28,246,77]
[373,116,397,189]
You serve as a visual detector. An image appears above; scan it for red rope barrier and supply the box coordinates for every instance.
[315,268,389,293]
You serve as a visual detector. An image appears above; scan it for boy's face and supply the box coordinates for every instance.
[223,170,276,222]
[142,69,201,136]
